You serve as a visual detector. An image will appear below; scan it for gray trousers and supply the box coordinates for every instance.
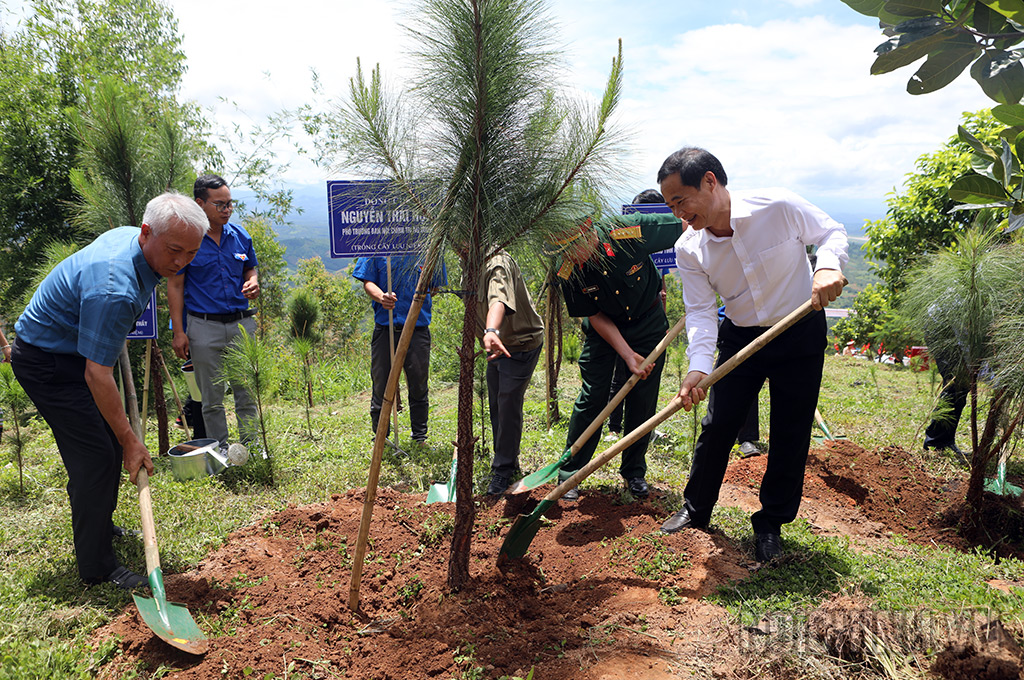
[187,314,258,447]
[370,324,431,441]
[487,346,542,477]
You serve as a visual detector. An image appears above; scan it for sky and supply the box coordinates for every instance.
[6,0,998,220]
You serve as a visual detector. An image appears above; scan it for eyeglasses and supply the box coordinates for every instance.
[208,200,235,212]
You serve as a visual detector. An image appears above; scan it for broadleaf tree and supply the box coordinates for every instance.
[318,0,630,593]
[865,111,1002,292]
[0,0,195,302]
[841,0,1024,533]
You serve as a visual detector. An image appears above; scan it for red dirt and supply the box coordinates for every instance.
[95,441,1024,679]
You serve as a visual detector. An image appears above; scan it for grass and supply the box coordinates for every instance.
[0,348,1019,677]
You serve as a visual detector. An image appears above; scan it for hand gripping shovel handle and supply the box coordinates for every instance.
[509,313,686,493]
[569,313,686,455]
[543,297,818,505]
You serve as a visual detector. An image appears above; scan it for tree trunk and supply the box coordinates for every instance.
[963,387,1007,535]
[447,287,481,592]
[305,355,314,408]
[151,346,169,456]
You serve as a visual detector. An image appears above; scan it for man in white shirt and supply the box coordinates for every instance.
[656,147,847,563]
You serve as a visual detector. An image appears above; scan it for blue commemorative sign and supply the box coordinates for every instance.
[622,202,675,270]
[327,180,428,258]
[127,291,158,340]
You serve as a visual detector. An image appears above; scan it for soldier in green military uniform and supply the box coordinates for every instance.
[549,209,683,500]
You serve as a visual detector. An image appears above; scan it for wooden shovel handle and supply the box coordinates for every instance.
[567,313,686,456]
[544,297,820,503]
[136,468,161,574]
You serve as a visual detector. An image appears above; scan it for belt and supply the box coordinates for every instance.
[189,309,255,323]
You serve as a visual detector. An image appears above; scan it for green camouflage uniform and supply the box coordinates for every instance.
[555,213,683,480]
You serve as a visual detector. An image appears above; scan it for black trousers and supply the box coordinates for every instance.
[12,339,121,582]
[923,349,968,449]
[182,398,207,439]
[487,345,542,477]
[683,311,826,534]
[370,324,431,441]
[606,358,629,433]
[736,396,759,444]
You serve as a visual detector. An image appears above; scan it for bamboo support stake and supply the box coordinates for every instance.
[140,339,152,441]
[349,248,442,611]
[387,255,400,438]
[118,343,143,439]
[155,346,190,442]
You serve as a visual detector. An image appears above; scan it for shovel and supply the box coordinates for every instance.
[499,297,818,560]
[426,446,457,503]
[509,313,687,494]
[984,449,1024,497]
[133,468,209,655]
[812,408,847,443]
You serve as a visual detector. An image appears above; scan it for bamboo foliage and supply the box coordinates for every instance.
[325,0,629,595]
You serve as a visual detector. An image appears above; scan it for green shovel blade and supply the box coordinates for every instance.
[509,450,574,494]
[133,567,208,655]
[499,499,557,559]
[426,482,455,503]
[425,453,457,504]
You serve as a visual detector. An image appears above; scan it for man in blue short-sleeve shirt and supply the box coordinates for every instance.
[12,192,207,589]
[168,175,260,450]
[352,255,447,442]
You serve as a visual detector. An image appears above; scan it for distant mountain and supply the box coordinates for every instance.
[832,213,875,238]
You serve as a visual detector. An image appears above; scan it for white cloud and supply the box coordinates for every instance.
[615,16,991,211]
[168,2,991,216]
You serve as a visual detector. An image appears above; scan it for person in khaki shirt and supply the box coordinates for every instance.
[467,250,543,495]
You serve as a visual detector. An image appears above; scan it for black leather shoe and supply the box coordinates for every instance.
[660,507,707,534]
[738,441,760,458]
[561,486,580,501]
[486,473,511,496]
[106,566,147,591]
[625,477,649,498]
[754,532,783,562]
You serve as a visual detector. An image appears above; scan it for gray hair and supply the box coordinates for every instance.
[143,191,210,237]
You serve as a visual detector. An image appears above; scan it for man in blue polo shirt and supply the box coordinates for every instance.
[353,255,447,442]
[168,175,260,451]
[12,192,207,589]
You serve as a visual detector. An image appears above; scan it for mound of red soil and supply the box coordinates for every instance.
[94,441,1024,679]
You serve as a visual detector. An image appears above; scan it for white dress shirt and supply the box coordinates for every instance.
[674,187,848,375]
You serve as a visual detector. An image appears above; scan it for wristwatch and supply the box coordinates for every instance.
[484,328,500,336]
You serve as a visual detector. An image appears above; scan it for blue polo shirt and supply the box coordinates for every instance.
[180,221,258,315]
[16,227,159,367]
[352,255,447,327]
